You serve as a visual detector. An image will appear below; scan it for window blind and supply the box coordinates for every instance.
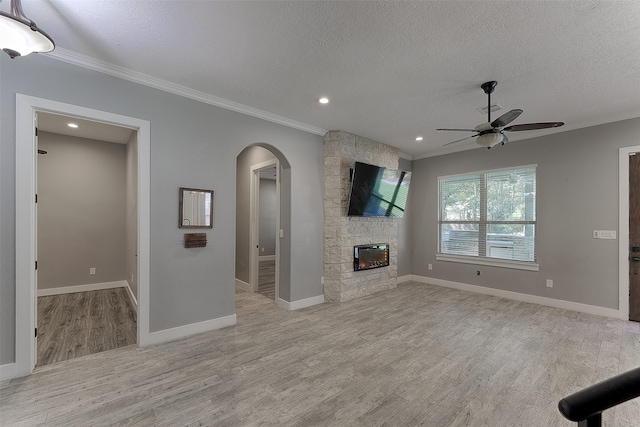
[438,166,536,263]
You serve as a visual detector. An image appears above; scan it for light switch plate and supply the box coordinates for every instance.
[593,230,617,239]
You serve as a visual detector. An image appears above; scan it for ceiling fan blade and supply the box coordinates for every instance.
[436,128,477,132]
[503,122,564,132]
[491,109,523,128]
[443,134,479,146]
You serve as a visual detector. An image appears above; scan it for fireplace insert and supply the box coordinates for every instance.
[354,243,389,271]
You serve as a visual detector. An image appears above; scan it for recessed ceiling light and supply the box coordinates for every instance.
[415,136,423,141]
[67,123,78,128]
[318,97,329,104]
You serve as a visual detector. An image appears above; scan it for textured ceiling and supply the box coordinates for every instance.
[15,0,640,159]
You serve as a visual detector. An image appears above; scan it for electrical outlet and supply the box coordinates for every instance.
[428,264,433,270]
[89,267,96,275]
[131,274,134,283]
[321,276,325,285]
[546,279,553,288]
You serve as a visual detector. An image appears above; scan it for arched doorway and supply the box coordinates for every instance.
[235,144,291,308]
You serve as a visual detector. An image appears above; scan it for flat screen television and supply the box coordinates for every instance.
[347,161,412,218]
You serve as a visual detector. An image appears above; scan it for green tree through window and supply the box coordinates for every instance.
[438,166,536,263]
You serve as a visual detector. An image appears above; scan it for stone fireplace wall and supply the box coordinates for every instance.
[323,130,399,302]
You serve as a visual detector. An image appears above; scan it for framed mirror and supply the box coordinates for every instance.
[179,187,213,228]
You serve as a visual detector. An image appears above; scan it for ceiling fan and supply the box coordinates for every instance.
[438,81,564,149]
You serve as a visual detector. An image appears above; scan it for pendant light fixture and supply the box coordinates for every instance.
[0,0,54,58]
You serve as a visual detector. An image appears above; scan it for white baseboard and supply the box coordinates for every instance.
[0,362,20,381]
[410,275,621,319]
[277,294,324,311]
[143,314,236,347]
[258,255,276,261]
[235,278,251,292]
[37,280,126,297]
[397,275,412,284]
[124,280,138,314]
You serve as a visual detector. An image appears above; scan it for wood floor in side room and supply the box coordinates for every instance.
[258,259,276,300]
[37,287,137,366]
[3,281,639,426]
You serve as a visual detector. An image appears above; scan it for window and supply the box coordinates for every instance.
[437,165,537,269]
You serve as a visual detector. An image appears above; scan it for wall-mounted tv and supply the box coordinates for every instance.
[347,161,412,218]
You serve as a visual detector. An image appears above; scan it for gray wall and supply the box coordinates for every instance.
[37,132,127,290]
[259,178,277,256]
[410,118,640,309]
[1,54,324,365]
[125,132,138,299]
[235,146,277,284]
[397,157,412,278]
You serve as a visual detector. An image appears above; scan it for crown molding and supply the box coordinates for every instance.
[47,48,328,136]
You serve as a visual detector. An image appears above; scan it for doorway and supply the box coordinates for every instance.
[628,153,640,321]
[253,164,279,300]
[619,145,640,322]
[35,112,138,365]
[235,144,292,312]
[15,94,151,377]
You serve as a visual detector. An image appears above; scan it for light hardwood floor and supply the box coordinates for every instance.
[2,281,640,426]
[258,259,276,300]
[37,288,137,366]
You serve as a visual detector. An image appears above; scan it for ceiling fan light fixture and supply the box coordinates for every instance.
[476,132,504,149]
[0,0,54,59]
[440,81,564,149]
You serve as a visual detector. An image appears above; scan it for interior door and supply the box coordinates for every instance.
[629,153,640,322]
[34,114,40,364]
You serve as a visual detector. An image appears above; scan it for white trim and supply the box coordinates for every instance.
[396,275,412,284]
[49,47,327,137]
[274,163,281,302]
[37,281,126,297]
[410,275,621,319]
[438,163,538,180]
[124,280,138,315]
[618,146,640,321]
[145,315,236,347]
[14,94,151,379]
[0,363,19,381]
[435,254,540,272]
[235,278,251,292]
[276,295,325,311]
[259,255,276,261]
[15,94,37,379]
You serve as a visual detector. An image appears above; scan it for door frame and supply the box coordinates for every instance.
[15,94,151,377]
[618,145,640,321]
[249,159,280,298]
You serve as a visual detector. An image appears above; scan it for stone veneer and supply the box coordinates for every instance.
[323,130,400,302]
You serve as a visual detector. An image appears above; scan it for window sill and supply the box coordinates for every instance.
[435,254,540,271]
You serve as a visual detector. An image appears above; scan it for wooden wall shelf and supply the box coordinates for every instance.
[184,233,207,248]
